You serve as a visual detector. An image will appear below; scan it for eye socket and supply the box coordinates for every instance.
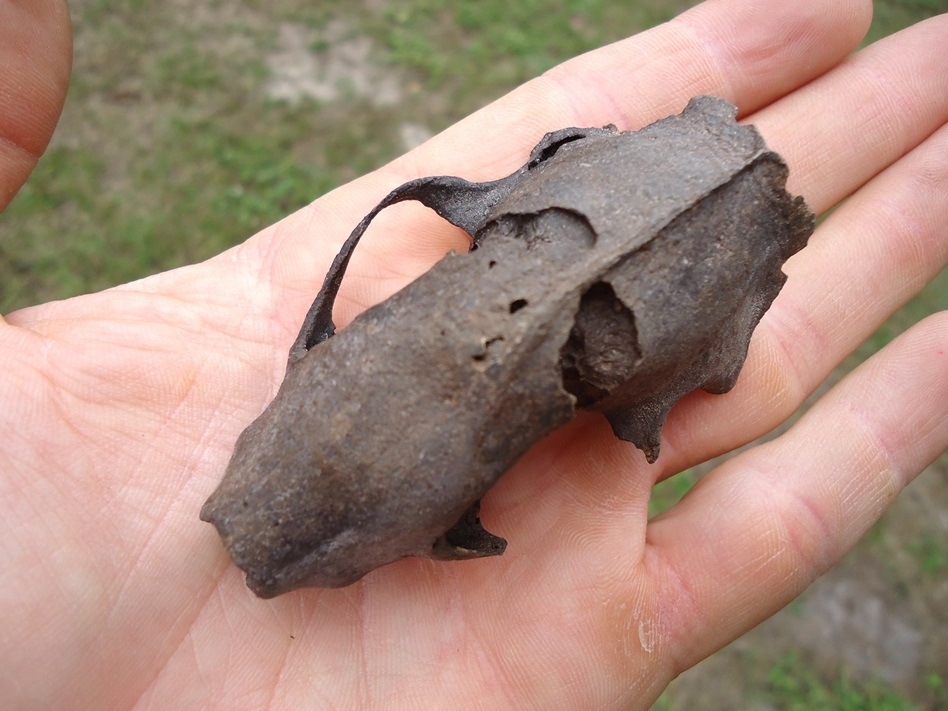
[508,299,528,314]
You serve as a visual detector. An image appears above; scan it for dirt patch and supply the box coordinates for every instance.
[265,21,402,107]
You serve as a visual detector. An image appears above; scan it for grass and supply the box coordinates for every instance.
[656,652,947,710]
[906,535,948,577]
[764,653,926,711]
[865,0,947,43]
[375,0,682,95]
[649,468,702,517]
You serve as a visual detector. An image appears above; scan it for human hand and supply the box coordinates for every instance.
[1,0,946,708]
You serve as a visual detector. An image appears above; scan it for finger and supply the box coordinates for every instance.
[0,0,72,211]
[646,311,948,678]
[257,0,873,331]
[663,17,948,471]
[753,14,948,213]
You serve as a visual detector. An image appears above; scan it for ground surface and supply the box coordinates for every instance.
[1,1,945,708]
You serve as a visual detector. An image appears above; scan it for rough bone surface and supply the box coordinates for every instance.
[201,96,815,597]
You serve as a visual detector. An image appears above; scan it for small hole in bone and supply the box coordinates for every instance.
[509,299,528,313]
[473,336,504,364]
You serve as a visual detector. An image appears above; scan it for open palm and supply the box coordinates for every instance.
[2,0,946,708]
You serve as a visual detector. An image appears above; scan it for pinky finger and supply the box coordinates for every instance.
[645,311,948,677]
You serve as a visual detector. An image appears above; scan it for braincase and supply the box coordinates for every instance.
[489,96,769,250]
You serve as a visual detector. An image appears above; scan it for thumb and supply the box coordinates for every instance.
[0,0,72,211]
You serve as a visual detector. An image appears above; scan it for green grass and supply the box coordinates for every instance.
[864,0,945,44]
[762,653,938,711]
[374,0,682,96]
[649,468,702,517]
[0,104,339,307]
[654,652,943,711]
[906,534,948,577]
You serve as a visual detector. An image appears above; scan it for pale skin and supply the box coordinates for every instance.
[1,0,946,708]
